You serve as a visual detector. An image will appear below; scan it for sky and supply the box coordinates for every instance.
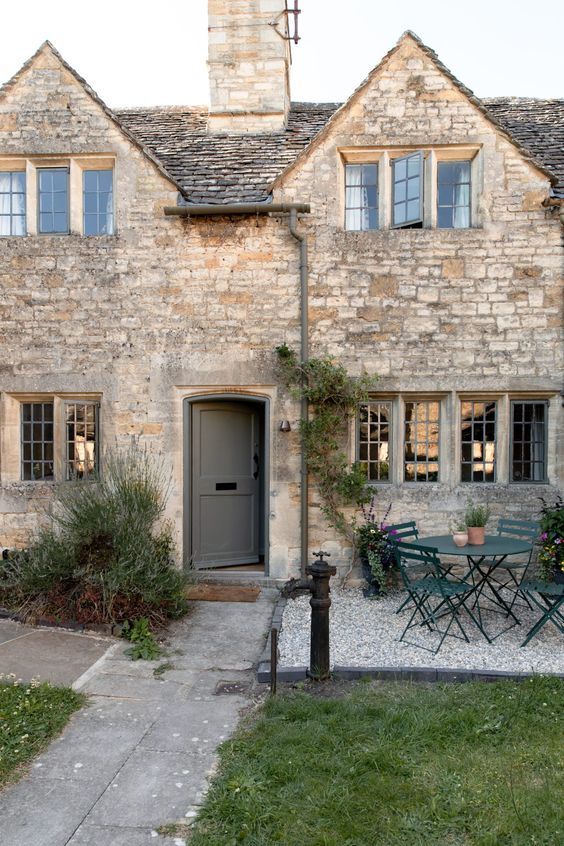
[0,0,562,108]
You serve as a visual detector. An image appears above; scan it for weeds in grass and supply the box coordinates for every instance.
[0,674,84,788]
[0,446,188,625]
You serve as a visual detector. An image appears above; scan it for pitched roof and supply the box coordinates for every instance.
[117,95,564,203]
[482,98,564,197]
[116,103,339,204]
[0,41,186,197]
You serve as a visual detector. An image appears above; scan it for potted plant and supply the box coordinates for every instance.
[451,518,468,548]
[356,500,397,598]
[537,496,564,583]
[464,500,490,545]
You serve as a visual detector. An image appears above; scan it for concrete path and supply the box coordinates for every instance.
[0,591,276,845]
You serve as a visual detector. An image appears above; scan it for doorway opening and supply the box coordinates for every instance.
[183,395,268,575]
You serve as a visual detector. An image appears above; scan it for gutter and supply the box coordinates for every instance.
[165,200,311,576]
[164,202,310,216]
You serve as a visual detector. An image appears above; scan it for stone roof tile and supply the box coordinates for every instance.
[116,98,564,203]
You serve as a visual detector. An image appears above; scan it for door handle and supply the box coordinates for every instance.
[253,453,259,480]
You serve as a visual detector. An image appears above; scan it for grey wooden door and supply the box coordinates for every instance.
[191,402,260,568]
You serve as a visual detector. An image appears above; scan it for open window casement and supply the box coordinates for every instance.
[391,151,424,228]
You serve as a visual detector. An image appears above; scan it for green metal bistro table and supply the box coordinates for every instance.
[414,535,534,640]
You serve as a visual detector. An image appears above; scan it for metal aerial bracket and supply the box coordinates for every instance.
[270,1,301,45]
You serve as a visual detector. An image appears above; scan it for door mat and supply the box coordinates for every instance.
[186,584,261,603]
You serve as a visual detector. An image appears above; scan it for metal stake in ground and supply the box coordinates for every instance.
[306,551,337,680]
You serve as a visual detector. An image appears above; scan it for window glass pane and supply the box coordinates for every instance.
[0,194,10,215]
[345,208,361,231]
[438,207,452,228]
[407,155,420,177]
[0,173,10,191]
[395,158,407,181]
[407,177,420,200]
[52,170,67,191]
[0,172,26,236]
[53,192,67,213]
[394,203,406,225]
[40,214,54,232]
[84,193,98,213]
[361,164,377,184]
[407,199,419,219]
[53,213,68,232]
[84,215,98,236]
[345,165,361,185]
[0,216,10,236]
[84,171,99,191]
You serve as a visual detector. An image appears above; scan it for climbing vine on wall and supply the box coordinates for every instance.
[275,344,377,543]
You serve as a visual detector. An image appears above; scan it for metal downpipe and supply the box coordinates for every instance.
[288,208,309,577]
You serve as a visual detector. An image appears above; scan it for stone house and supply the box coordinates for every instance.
[1,0,562,580]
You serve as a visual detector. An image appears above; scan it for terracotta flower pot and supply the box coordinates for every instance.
[467,526,485,545]
[452,531,468,547]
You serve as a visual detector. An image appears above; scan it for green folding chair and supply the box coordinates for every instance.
[518,579,564,647]
[395,541,490,654]
[486,518,539,615]
[386,521,420,615]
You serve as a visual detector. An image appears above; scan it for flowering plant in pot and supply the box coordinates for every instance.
[356,500,397,598]
[464,500,490,545]
[537,496,564,583]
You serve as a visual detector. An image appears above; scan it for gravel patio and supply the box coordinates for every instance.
[278,587,564,675]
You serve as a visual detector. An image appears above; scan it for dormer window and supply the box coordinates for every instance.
[0,156,115,237]
[342,147,478,231]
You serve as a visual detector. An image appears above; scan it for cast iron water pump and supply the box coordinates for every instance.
[305,550,336,680]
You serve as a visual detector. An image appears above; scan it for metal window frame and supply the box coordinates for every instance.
[37,167,70,235]
[391,151,424,228]
[403,399,440,483]
[460,399,497,483]
[344,162,379,231]
[510,399,548,484]
[82,168,114,236]
[358,401,393,484]
[20,401,55,481]
[64,400,100,480]
[437,159,472,229]
[0,170,27,236]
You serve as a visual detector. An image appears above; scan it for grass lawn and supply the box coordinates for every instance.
[0,675,84,788]
[190,677,563,846]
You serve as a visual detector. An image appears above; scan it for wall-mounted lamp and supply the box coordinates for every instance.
[279,420,292,433]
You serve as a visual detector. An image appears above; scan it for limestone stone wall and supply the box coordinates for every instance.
[0,38,562,578]
[207,0,291,132]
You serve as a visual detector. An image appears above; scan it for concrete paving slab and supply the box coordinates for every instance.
[0,776,102,846]
[78,696,162,727]
[0,624,113,685]
[0,618,36,645]
[80,672,189,701]
[67,824,180,845]
[87,748,212,827]
[31,710,151,784]
[139,697,245,752]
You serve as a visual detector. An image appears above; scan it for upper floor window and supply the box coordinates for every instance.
[83,169,114,235]
[345,164,378,231]
[511,401,547,483]
[342,147,477,231]
[0,157,115,237]
[38,168,69,234]
[0,171,26,236]
[437,161,471,229]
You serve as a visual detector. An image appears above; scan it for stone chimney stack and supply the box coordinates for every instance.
[207,0,292,134]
